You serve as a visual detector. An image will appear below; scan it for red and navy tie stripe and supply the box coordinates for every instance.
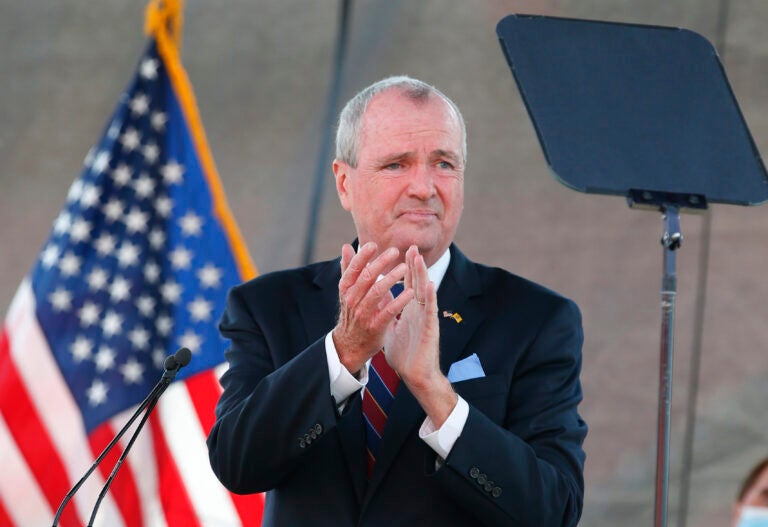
[361,283,403,477]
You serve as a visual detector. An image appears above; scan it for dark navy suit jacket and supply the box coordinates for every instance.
[207,245,587,526]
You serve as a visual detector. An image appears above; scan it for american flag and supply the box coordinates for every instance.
[0,17,263,527]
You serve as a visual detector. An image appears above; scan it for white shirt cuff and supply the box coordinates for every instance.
[419,396,469,460]
[325,332,368,408]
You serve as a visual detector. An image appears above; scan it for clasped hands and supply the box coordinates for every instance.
[332,242,456,426]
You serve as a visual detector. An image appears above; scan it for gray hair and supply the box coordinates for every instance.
[335,75,467,168]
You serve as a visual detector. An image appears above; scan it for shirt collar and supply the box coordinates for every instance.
[428,248,451,290]
[371,247,451,290]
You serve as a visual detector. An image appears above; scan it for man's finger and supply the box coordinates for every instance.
[339,242,378,293]
[345,246,400,300]
[340,243,355,276]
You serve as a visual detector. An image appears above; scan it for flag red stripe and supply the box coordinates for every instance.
[0,494,14,527]
[184,370,219,434]
[148,412,203,527]
[185,371,265,524]
[88,423,143,527]
[0,329,82,527]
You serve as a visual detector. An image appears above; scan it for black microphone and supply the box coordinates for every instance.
[51,348,192,526]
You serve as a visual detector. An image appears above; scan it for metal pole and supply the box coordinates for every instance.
[302,0,354,265]
[676,2,728,525]
[655,205,682,527]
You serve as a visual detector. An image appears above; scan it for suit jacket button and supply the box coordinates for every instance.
[492,487,502,498]
[477,474,487,485]
[314,424,323,434]
[310,431,318,439]
[299,439,306,448]
[484,482,494,492]
[469,467,480,479]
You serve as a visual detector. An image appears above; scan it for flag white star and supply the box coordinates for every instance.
[152,348,166,369]
[142,143,160,164]
[136,295,156,317]
[178,330,202,354]
[179,211,203,236]
[86,267,109,291]
[53,212,72,235]
[91,151,111,175]
[160,161,184,185]
[87,379,109,406]
[111,164,132,187]
[140,58,159,80]
[144,261,161,283]
[69,218,92,243]
[133,174,155,199]
[94,233,117,256]
[149,228,166,250]
[188,297,213,322]
[80,184,101,209]
[116,241,141,267]
[150,111,167,131]
[120,359,145,384]
[102,199,124,223]
[124,207,149,234]
[59,252,82,277]
[94,346,116,372]
[161,281,182,304]
[120,127,141,152]
[107,120,121,140]
[129,93,150,116]
[70,336,93,362]
[102,310,124,337]
[128,326,150,350]
[169,247,192,270]
[155,196,173,217]
[67,180,84,203]
[78,301,101,327]
[109,276,131,302]
[41,244,60,269]
[156,315,173,337]
[197,263,222,289]
[49,288,73,312]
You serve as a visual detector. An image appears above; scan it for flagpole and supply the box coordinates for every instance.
[145,0,257,281]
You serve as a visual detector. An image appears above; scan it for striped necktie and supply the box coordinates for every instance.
[361,282,403,478]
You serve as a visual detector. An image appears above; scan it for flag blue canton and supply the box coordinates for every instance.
[29,42,241,433]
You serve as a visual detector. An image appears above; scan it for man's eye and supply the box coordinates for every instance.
[383,162,402,170]
[437,161,453,169]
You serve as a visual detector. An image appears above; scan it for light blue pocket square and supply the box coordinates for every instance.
[447,353,486,383]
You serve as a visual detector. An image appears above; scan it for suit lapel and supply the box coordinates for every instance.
[362,245,485,508]
[298,258,368,505]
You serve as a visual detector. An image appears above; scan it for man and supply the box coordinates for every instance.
[207,76,587,526]
[732,457,768,527]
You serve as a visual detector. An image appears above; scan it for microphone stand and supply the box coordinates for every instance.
[51,348,191,527]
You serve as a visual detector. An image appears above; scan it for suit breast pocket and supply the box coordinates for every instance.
[452,374,507,425]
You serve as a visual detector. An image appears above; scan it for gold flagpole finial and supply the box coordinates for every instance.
[145,0,184,50]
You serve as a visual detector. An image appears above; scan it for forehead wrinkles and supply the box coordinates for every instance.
[358,95,462,160]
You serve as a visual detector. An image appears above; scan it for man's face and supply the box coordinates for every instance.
[334,89,465,267]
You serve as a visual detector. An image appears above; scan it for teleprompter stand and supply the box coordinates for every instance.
[496,14,768,527]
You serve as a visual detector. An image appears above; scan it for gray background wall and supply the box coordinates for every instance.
[2,1,767,526]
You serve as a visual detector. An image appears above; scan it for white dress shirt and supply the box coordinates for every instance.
[324,249,469,460]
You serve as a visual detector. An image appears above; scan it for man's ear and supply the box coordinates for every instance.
[333,159,353,212]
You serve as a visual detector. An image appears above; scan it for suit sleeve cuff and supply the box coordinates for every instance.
[326,332,368,407]
[419,396,469,459]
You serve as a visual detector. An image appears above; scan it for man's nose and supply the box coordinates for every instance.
[407,164,436,199]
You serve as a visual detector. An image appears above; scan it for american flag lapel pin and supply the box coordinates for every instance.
[442,310,463,324]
